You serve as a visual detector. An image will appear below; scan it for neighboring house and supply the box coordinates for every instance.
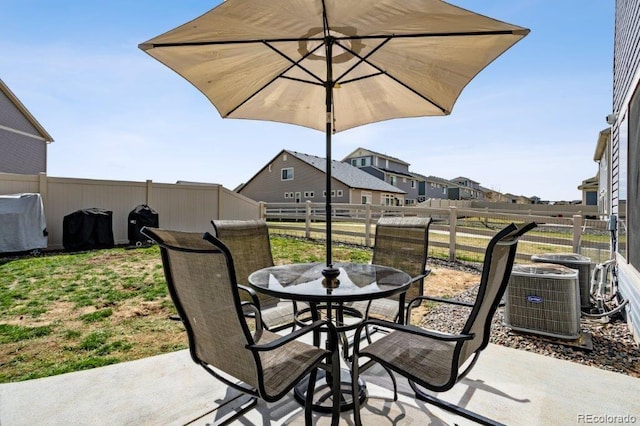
[608,0,640,342]
[342,147,422,205]
[0,79,53,174]
[578,176,598,206]
[421,175,453,200]
[593,128,612,217]
[238,149,406,206]
[450,176,485,200]
[479,186,509,202]
[410,172,428,202]
[500,193,535,204]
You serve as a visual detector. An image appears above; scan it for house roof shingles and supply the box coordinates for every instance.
[289,150,404,194]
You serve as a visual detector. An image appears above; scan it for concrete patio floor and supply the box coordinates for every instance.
[1,342,639,425]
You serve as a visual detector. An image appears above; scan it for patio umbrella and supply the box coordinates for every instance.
[139,0,529,280]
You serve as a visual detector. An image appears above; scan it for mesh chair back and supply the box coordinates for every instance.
[458,223,535,365]
[212,219,278,307]
[143,228,260,388]
[372,217,431,301]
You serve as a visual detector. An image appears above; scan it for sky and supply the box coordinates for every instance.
[1,1,614,201]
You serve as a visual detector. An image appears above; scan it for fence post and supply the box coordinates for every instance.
[145,180,153,207]
[449,206,457,261]
[38,173,48,226]
[365,203,372,247]
[572,214,583,253]
[259,201,266,219]
[305,200,312,239]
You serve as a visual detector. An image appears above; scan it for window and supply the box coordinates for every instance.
[351,159,357,166]
[337,190,343,197]
[304,191,315,198]
[360,158,366,166]
[389,176,396,186]
[411,180,416,189]
[281,167,294,180]
[382,194,395,206]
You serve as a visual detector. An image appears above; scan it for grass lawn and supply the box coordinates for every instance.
[0,236,372,383]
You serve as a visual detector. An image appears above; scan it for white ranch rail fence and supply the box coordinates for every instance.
[0,172,260,250]
[262,201,611,265]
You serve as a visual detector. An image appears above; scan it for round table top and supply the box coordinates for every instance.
[248,262,412,303]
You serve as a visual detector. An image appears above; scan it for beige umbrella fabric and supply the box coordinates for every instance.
[139,0,529,273]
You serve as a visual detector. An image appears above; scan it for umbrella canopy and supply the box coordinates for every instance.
[140,0,529,278]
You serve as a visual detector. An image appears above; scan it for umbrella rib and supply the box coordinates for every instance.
[334,29,526,41]
[226,41,326,116]
[280,76,324,86]
[336,39,449,114]
[140,29,525,50]
[263,41,325,85]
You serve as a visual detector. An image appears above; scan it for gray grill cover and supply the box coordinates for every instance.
[0,193,47,253]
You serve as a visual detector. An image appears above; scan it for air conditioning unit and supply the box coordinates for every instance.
[504,263,581,339]
[531,253,591,309]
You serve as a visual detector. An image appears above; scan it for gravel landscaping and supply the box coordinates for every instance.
[419,259,640,378]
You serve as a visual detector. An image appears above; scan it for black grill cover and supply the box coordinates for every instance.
[63,208,114,251]
[128,204,159,245]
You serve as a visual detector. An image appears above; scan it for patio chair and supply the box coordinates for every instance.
[350,216,432,341]
[211,219,296,332]
[142,227,340,425]
[350,222,537,426]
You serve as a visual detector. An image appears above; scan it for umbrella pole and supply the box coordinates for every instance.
[322,37,339,283]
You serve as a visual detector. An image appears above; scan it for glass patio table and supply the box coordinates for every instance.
[248,262,412,412]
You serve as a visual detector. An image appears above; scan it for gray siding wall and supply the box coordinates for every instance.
[425,182,448,199]
[239,153,349,204]
[0,89,41,135]
[395,176,419,202]
[1,86,48,174]
[612,0,640,341]
[612,0,640,213]
[380,158,409,173]
[0,129,46,174]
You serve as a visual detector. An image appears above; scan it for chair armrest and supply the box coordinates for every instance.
[238,285,261,310]
[412,295,474,308]
[241,301,264,330]
[247,319,339,352]
[353,317,473,345]
[405,294,474,325]
[409,268,431,284]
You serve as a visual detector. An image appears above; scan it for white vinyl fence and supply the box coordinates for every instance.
[0,172,260,250]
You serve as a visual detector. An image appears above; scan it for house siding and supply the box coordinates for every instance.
[239,152,348,204]
[344,149,423,204]
[0,128,46,174]
[1,81,49,174]
[0,88,42,135]
[612,0,640,341]
[425,181,448,199]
